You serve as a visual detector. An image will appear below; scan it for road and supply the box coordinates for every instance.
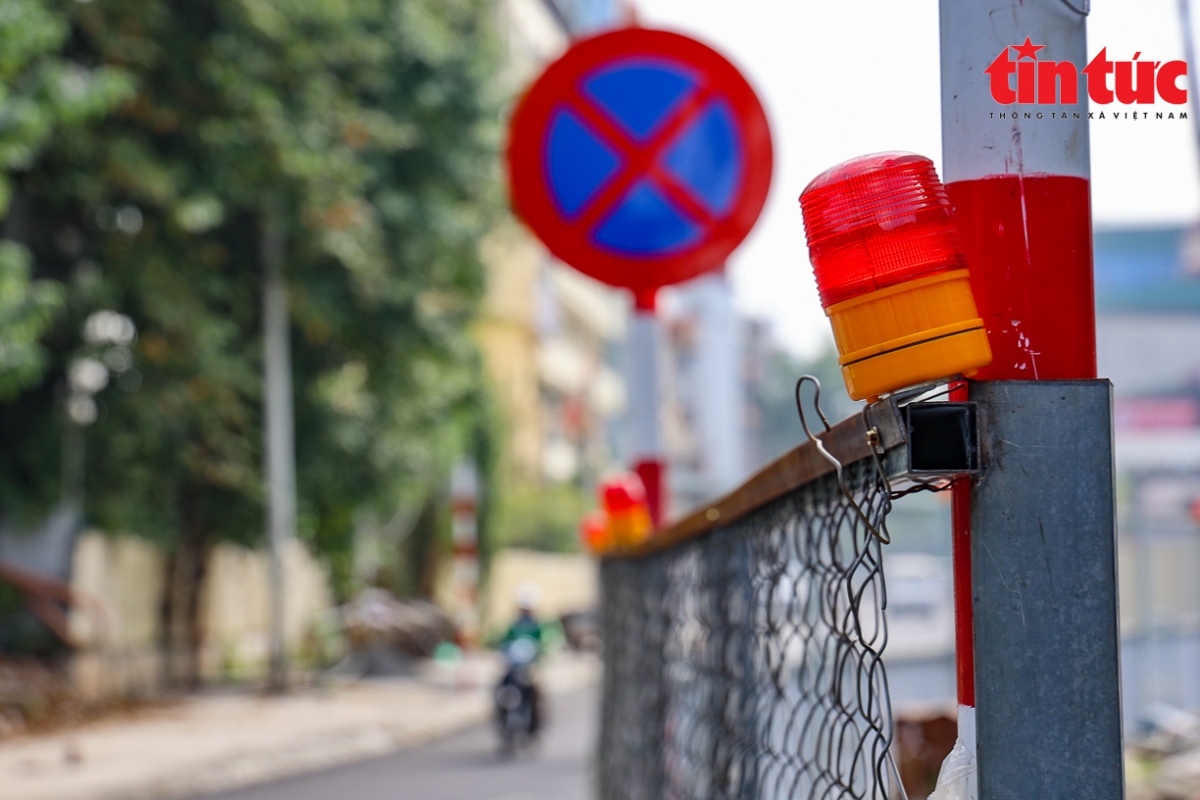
[200,687,598,800]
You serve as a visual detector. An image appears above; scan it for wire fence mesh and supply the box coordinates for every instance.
[599,456,902,800]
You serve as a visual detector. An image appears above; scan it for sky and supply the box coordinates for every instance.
[635,0,1200,357]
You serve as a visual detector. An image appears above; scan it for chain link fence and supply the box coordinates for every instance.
[599,450,904,800]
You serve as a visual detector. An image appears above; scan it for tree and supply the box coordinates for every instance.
[0,0,130,401]
[0,0,504,681]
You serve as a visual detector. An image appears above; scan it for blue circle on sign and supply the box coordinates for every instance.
[541,57,747,258]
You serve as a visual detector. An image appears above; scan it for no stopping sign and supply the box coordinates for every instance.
[506,28,773,295]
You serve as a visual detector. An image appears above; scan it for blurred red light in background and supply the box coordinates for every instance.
[599,472,653,551]
[579,510,610,553]
[601,472,647,514]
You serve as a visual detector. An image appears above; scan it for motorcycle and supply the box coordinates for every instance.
[495,636,540,755]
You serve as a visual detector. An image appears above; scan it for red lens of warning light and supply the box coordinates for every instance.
[799,152,966,307]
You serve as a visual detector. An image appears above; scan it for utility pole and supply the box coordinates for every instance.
[262,203,296,693]
[940,1,1123,798]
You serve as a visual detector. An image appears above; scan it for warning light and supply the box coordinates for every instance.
[600,472,653,551]
[579,510,610,555]
[799,152,992,401]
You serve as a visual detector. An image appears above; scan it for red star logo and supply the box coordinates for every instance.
[1011,37,1045,61]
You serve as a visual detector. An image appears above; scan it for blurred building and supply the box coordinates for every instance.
[1094,226,1200,724]
[660,272,746,511]
[740,317,776,473]
[478,1,634,489]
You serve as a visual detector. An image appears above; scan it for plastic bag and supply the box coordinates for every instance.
[927,734,977,800]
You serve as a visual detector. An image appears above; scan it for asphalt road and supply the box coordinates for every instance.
[201,687,598,800]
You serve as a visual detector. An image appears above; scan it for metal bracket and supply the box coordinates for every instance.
[904,401,980,477]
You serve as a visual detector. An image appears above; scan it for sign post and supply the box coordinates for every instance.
[507,27,772,526]
[628,290,665,524]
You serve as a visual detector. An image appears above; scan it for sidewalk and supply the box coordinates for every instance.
[0,652,600,800]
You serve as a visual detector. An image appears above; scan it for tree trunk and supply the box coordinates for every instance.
[161,488,209,689]
[407,494,443,600]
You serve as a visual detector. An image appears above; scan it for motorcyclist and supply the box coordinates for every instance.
[497,584,544,740]
[503,584,544,649]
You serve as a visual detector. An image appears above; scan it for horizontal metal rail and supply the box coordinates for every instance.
[617,397,911,558]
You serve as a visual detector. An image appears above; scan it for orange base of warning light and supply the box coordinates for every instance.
[826,270,992,402]
[842,328,991,402]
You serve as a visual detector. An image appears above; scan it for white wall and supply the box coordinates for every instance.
[67,532,336,698]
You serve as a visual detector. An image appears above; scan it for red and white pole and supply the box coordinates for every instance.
[941,6,1095,383]
[629,289,667,527]
[449,461,481,650]
[940,0,1094,794]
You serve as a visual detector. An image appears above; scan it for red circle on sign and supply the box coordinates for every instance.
[506,28,773,296]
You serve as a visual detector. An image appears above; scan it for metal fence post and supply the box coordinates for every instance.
[969,380,1124,798]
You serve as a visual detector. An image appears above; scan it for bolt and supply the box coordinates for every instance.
[866,427,882,448]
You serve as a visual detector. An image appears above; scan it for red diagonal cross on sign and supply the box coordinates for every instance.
[562,84,719,234]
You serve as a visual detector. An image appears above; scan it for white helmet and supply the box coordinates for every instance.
[516,582,542,611]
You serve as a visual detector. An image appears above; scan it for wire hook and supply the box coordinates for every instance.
[795,376,892,544]
[793,374,832,439]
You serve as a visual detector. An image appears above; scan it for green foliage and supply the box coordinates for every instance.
[0,0,130,399]
[0,0,133,215]
[495,482,591,553]
[0,243,61,400]
[0,0,505,573]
